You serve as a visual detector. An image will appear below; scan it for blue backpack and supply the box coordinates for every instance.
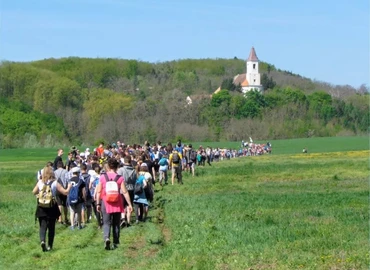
[68,179,82,206]
[158,157,168,166]
[134,174,145,195]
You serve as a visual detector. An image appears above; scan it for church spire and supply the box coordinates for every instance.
[247,47,259,62]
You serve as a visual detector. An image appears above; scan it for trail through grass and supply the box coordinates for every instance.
[0,138,368,269]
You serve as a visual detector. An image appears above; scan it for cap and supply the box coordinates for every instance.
[71,167,80,173]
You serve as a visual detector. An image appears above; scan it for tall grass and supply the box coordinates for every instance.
[0,137,368,269]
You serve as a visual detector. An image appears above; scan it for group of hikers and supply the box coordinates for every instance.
[33,139,272,252]
[33,140,204,252]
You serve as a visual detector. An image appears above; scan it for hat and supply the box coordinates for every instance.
[71,167,80,173]
[86,148,90,151]
[140,163,148,167]
[80,152,85,157]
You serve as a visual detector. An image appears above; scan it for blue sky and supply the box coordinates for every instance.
[0,0,369,87]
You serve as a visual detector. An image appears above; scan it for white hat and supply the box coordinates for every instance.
[71,167,80,173]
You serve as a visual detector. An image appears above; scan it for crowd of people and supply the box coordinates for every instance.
[32,139,272,252]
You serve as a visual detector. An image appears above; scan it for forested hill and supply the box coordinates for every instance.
[0,57,368,148]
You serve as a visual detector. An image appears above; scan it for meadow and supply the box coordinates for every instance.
[0,136,368,269]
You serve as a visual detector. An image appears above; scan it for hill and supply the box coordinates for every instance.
[0,57,368,148]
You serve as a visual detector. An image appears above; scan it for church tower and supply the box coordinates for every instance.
[244,47,263,93]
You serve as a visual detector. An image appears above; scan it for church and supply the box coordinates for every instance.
[186,47,263,105]
[233,47,263,93]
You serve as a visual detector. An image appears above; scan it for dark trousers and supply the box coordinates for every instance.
[101,202,121,244]
[39,217,57,248]
[134,203,144,221]
[174,166,182,184]
[207,156,211,166]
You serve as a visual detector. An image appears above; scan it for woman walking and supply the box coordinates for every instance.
[133,163,153,223]
[33,166,71,252]
[95,158,133,250]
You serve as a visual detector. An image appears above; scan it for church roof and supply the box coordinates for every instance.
[247,47,259,62]
[233,74,245,85]
[241,79,249,87]
[233,73,248,86]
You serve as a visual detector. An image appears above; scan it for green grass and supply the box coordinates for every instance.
[0,137,369,269]
[190,135,369,154]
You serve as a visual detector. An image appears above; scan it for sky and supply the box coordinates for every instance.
[0,0,369,87]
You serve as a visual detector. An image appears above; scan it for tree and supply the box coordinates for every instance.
[261,73,276,90]
[211,90,232,107]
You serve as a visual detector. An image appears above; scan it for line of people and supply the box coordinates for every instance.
[32,140,201,252]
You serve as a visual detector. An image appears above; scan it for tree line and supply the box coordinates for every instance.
[0,57,368,148]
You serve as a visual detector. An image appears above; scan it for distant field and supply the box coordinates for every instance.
[191,136,369,154]
[0,136,368,269]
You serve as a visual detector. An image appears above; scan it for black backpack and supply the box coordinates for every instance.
[82,173,92,200]
[172,152,180,164]
[190,150,197,162]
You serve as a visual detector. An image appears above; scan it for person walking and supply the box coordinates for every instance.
[33,165,71,252]
[54,161,69,225]
[133,163,153,223]
[53,149,64,171]
[169,149,183,185]
[95,158,133,250]
[117,155,137,227]
[68,166,86,230]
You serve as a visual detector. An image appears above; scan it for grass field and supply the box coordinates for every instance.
[0,136,368,269]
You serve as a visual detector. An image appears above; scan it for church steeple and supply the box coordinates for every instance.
[245,47,262,92]
[233,47,263,94]
[247,47,259,62]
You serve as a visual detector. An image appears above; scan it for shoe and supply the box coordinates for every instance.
[46,246,52,251]
[41,241,47,252]
[78,225,84,230]
[135,220,139,224]
[70,226,75,230]
[120,219,126,228]
[105,239,111,250]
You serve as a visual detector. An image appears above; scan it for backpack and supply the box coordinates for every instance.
[190,150,197,162]
[172,152,180,164]
[134,174,145,195]
[158,157,168,166]
[38,182,55,208]
[82,173,92,200]
[90,175,99,198]
[68,178,83,206]
[121,167,136,191]
[54,169,68,192]
[103,174,121,203]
